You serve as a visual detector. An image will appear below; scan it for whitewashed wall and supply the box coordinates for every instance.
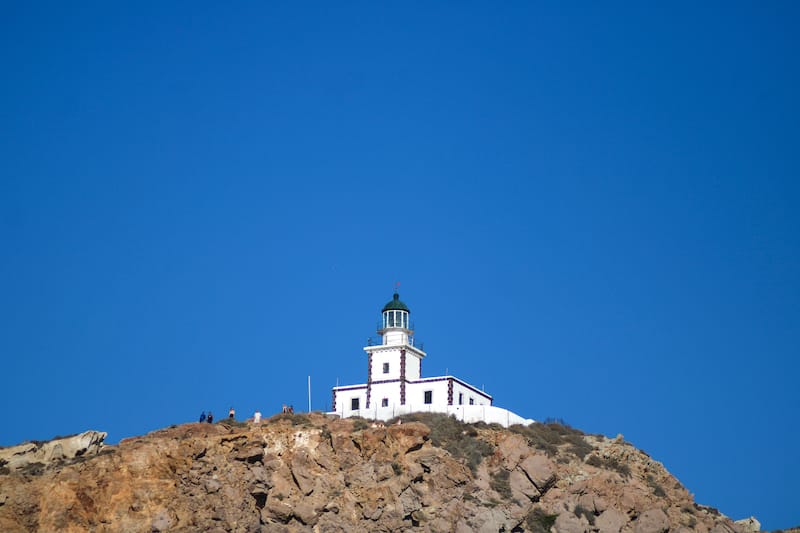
[405,354,422,380]
[366,346,423,381]
[370,350,403,380]
[450,380,490,406]
[333,386,367,416]
[382,330,407,346]
[331,403,535,428]
[334,377,496,420]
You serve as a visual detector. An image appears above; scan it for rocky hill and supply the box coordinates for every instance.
[0,413,763,532]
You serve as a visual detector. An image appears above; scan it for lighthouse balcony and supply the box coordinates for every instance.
[367,334,424,350]
[377,320,415,333]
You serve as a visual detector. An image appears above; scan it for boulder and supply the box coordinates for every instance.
[234,446,264,463]
[634,509,670,533]
[519,454,556,491]
[150,509,173,532]
[263,499,293,523]
[475,508,512,533]
[0,430,106,471]
[596,508,628,533]
[387,422,430,453]
[496,434,528,469]
[293,500,318,525]
[509,469,539,501]
[203,479,221,494]
[290,451,319,495]
[554,511,588,533]
[734,516,761,533]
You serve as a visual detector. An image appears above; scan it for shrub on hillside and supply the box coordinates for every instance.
[508,422,594,458]
[389,413,494,473]
[350,417,371,431]
[490,469,513,499]
[585,454,631,478]
[646,474,667,497]
[267,413,313,427]
[217,418,249,429]
[526,508,559,533]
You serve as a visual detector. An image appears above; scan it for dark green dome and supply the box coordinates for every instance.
[382,293,410,313]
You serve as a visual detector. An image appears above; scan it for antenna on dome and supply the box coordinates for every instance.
[394,281,401,294]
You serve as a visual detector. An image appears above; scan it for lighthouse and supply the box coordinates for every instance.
[330,292,534,427]
[366,292,426,410]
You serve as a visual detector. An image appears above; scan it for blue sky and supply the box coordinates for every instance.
[1,2,798,529]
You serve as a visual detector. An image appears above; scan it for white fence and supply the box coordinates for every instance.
[330,403,535,427]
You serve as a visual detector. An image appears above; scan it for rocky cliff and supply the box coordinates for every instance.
[0,413,758,532]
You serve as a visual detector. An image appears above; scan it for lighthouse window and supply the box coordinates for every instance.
[381,398,388,407]
[351,398,360,410]
[458,393,463,405]
[424,391,433,404]
[383,362,389,374]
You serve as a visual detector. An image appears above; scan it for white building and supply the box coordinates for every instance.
[330,292,534,427]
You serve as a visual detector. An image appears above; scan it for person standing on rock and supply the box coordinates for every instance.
[207,412,213,424]
[229,407,235,419]
[199,411,206,423]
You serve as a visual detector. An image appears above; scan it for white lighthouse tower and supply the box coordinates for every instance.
[365,292,426,410]
[330,292,534,427]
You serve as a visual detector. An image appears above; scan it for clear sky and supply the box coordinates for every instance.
[1,2,798,529]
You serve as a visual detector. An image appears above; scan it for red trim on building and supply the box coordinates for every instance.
[447,378,453,406]
[366,352,373,409]
[400,349,406,405]
[333,385,368,392]
[414,376,492,401]
[369,378,401,385]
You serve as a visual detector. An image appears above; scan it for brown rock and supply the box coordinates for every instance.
[496,433,529,469]
[235,446,264,463]
[554,511,589,533]
[290,451,319,495]
[203,478,221,493]
[387,421,430,453]
[0,431,107,472]
[293,500,318,525]
[519,454,556,491]
[509,469,539,501]
[0,415,745,533]
[733,516,761,532]
[634,508,670,533]
[264,498,293,522]
[475,507,512,533]
[596,508,628,533]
